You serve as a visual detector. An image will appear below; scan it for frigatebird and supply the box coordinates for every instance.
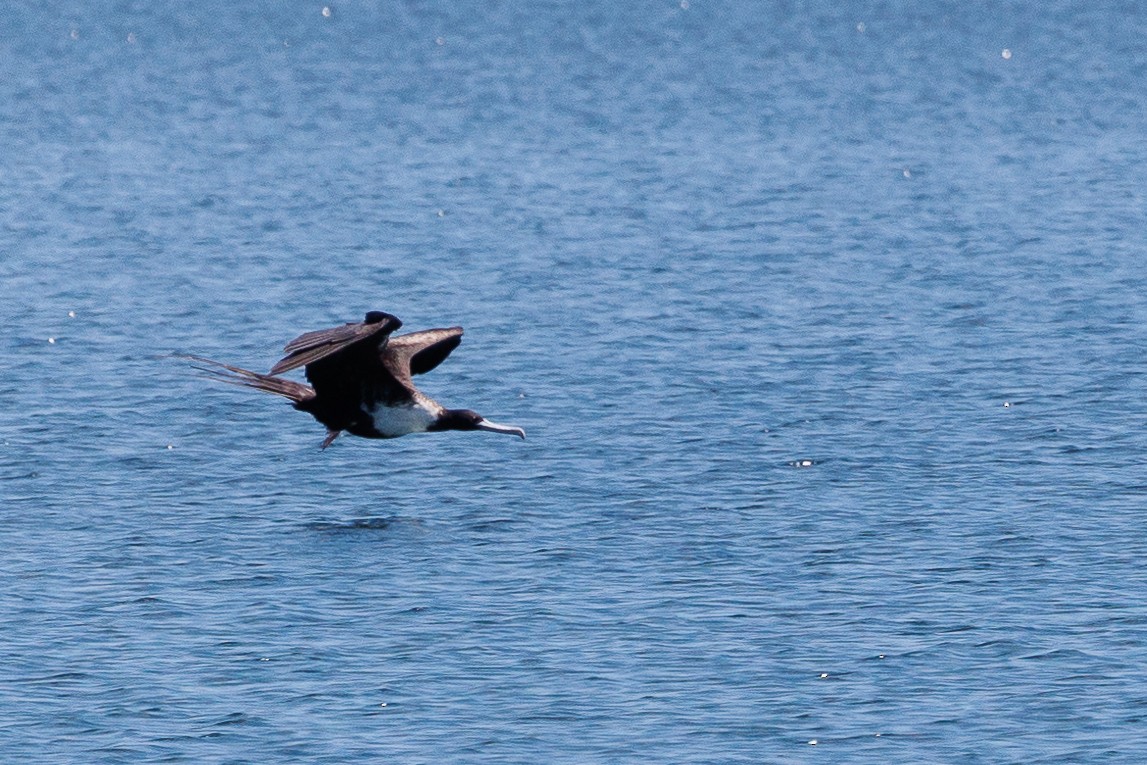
[184,311,525,448]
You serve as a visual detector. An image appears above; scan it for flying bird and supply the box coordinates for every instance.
[183,311,525,448]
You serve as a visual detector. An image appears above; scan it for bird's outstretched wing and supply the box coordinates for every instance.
[270,312,402,375]
[382,327,464,387]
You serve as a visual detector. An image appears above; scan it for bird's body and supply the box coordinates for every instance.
[365,399,440,439]
[184,311,525,448]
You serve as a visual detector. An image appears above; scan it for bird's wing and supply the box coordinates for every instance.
[381,327,464,386]
[270,313,401,375]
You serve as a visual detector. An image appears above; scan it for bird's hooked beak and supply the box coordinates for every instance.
[476,418,526,439]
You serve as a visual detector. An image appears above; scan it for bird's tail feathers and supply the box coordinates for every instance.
[176,354,314,404]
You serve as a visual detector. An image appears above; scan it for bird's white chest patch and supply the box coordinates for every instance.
[367,402,438,438]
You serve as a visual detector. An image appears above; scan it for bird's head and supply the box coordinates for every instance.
[433,409,525,439]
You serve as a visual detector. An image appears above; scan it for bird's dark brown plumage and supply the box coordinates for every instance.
[182,311,524,448]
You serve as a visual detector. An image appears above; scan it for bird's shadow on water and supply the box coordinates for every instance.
[297,507,517,540]
[305,517,398,532]
[300,516,430,535]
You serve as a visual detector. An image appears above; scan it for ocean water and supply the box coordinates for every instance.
[3,1,1147,762]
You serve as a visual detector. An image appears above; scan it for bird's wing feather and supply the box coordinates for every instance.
[271,318,399,375]
[382,327,464,384]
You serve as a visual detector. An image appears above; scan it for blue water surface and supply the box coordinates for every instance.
[3,1,1147,762]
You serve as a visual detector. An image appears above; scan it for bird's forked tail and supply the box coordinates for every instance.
[177,354,315,404]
